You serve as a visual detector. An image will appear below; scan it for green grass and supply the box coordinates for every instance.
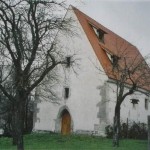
[0,133,148,150]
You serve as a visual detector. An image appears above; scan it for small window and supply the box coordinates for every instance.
[145,99,149,110]
[64,87,69,99]
[131,99,139,109]
[97,29,105,43]
[66,56,71,68]
[90,24,106,43]
[111,55,119,64]
[111,55,120,68]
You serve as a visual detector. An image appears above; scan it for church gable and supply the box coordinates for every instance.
[33,6,150,137]
[72,6,150,92]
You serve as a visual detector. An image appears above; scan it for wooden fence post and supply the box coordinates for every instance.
[148,116,150,150]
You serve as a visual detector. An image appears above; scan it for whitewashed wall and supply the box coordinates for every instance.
[106,82,150,125]
[33,7,150,136]
[33,7,108,135]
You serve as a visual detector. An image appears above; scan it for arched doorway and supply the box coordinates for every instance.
[61,109,71,135]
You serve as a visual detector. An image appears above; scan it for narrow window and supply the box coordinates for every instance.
[66,56,71,68]
[64,87,69,99]
[145,99,149,110]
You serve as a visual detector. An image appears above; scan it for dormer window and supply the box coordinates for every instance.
[105,50,120,68]
[90,24,106,43]
[97,29,105,43]
[111,55,120,67]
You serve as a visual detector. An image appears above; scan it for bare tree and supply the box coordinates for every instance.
[0,0,75,150]
[106,40,150,147]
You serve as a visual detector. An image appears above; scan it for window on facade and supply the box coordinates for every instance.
[105,51,112,61]
[66,56,71,68]
[97,29,105,43]
[64,87,69,99]
[90,24,106,43]
[145,99,149,110]
[111,55,120,68]
[111,55,119,64]
[105,50,120,69]
[131,99,139,109]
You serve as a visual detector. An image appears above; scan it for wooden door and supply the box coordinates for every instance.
[61,110,71,135]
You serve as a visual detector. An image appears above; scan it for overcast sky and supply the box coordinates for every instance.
[66,0,150,56]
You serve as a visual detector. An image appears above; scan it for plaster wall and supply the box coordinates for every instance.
[33,8,150,135]
[106,82,150,125]
[33,8,108,135]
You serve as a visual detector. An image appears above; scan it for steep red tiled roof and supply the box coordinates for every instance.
[71,6,150,92]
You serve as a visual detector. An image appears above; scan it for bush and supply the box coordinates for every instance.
[105,125,113,138]
[128,122,147,140]
[105,122,147,140]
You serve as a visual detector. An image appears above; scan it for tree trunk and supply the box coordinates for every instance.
[113,104,120,147]
[12,114,17,145]
[13,91,26,150]
[16,100,26,150]
[24,98,29,133]
[11,104,17,145]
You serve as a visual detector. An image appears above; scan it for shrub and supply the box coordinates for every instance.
[105,122,147,140]
[105,125,113,138]
[128,122,147,140]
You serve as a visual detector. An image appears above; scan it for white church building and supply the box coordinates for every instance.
[33,6,150,136]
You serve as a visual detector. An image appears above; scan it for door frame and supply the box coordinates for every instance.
[61,109,71,135]
[55,106,73,134]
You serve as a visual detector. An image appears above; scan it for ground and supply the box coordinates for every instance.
[0,133,147,150]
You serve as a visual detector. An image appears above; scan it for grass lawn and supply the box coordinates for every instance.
[0,133,147,150]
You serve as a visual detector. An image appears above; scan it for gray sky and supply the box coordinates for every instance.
[66,0,150,56]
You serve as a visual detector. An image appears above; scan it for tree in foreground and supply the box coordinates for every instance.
[0,0,74,149]
[106,40,150,147]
